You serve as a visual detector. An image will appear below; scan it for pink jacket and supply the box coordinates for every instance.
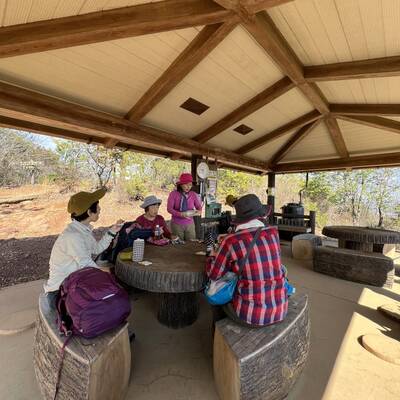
[167,190,202,226]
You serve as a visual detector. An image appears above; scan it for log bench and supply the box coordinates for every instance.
[213,294,310,400]
[33,294,131,400]
[314,246,394,288]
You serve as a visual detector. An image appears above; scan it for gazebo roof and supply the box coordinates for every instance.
[1,0,400,174]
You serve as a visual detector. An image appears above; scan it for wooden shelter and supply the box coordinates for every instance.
[0,0,399,174]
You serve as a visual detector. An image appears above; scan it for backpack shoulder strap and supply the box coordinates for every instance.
[237,227,262,278]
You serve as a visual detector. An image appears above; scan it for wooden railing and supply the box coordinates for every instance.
[270,210,316,234]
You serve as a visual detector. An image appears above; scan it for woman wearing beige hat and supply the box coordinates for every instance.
[44,188,123,306]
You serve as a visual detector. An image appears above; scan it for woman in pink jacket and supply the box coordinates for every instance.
[167,173,202,240]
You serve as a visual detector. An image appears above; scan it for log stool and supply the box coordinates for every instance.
[314,246,394,288]
[213,294,310,400]
[291,234,322,260]
[33,294,131,400]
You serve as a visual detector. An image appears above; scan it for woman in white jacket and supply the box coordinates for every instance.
[44,188,123,307]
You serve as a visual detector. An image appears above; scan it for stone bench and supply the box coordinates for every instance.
[33,294,131,400]
[314,246,394,288]
[213,294,310,400]
[291,233,322,260]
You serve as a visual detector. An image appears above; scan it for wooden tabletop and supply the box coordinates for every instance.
[322,226,400,244]
[115,241,207,293]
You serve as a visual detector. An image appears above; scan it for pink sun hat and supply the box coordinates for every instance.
[176,173,193,185]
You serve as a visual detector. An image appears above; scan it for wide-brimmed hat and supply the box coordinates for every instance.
[233,194,271,224]
[176,173,193,185]
[140,195,162,209]
[67,188,106,216]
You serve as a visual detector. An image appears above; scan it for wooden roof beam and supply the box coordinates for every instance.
[126,20,238,122]
[335,115,400,135]
[0,81,268,173]
[325,116,349,158]
[305,55,400,82]
[268,119,321,166]
[273,152,400,173]
[243,12,329,114]
[213,1,294,14]
[193,76,294,143]
[0,115,103,146]
[0,0,235,58]
[330,104,400,117]
[236,110,322,154]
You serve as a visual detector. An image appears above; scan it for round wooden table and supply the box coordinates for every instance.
[115,242,206,329]
[322,226,400,253]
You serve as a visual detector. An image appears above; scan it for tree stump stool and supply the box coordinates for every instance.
[33,294,131,400]
[314,246,394,287]
[291,234,322,260]
[213,294,310,400]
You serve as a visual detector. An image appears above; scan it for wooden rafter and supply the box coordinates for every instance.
[125,20,238,122]
[330,104,400,117]
[243,12,329,114]
[273,152,400,173]
[0,0,234,59]
[305,55,400,82]
[236,110,321,154]
[0,115,102,146]
[336,115,400,136]
[0,81,268,172]
[325,116,349,158]
[0,114,178,159]
[193,77,294,143]
[243,0,295,13]
[268,119,321,166]
[213,0,294,14]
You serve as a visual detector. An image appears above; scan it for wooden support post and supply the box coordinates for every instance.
[309,210,316,234]
[267,172,275,225]
[191,155,200,188]
[191,155,202,239]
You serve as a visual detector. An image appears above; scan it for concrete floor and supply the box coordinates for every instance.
[1,245,400,400]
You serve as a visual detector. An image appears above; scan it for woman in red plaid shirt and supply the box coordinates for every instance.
[206,194,288,327]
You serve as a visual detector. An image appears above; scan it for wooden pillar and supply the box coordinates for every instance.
[267,172,276,225]
[191,155,201,239]
[309,210,316,234]
[191,155,200,189]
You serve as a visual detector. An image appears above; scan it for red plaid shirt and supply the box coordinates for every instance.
[206,226,288,326]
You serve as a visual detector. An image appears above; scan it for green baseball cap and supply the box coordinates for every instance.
[67,188,107,216]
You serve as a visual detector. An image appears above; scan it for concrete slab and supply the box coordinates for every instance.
[0,308,36,335]
[0,279,42,335]
[1,252,400,400]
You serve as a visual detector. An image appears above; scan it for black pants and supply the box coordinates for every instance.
[212,303,265,328]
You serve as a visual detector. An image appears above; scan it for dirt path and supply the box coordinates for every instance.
[0,185,171,288]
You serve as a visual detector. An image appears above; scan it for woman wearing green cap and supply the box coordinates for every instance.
[44,188,123,307]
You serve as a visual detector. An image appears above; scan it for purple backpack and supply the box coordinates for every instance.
[57,267,131,338]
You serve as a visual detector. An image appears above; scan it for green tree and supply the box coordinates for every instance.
[56,140,122,188]
[0,129,59,186]
[369,169,400,227]
[217,169,265,201]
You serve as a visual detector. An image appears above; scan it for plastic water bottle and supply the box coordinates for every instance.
[132,238,145,262]
[154,225,162,240]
